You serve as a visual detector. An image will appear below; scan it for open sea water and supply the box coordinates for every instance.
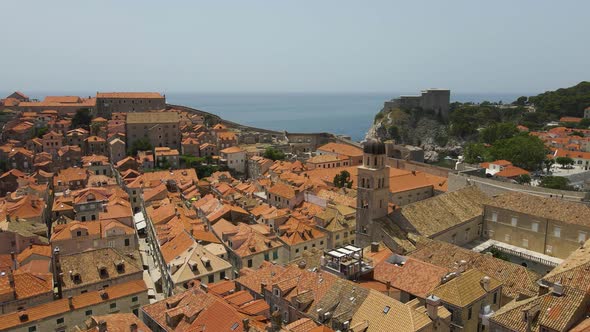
[167,92,524,142]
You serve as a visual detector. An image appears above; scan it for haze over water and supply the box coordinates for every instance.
[167,92,525,141]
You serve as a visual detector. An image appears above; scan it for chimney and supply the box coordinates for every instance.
[10,251,16,271]
[130,323,138,332]
[370,242,379,253]
[8,272,15,288]
[200,283,208,293]
[98,320,107,332]
[242,318,250,331]
[385,281,391,290]
[261,282,267,295]
[68,296,73,309]
[481,276,491,292]
[552,282,564,296]
[458,260,467,273]
[426,295,441,321]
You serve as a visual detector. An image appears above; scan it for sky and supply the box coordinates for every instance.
[1,0,589,95]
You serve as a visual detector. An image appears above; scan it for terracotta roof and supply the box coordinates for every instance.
[83,313,151,332]
[16,245,51,264]
[487,191,590,227]
[349,288,434,332]
[494,165,529,178]
[398,186,489,238]
[317,142,363,157]
[269,183,297,199]
[0,280,147,331]
[57,248,143,291]
[432,269,501,307]
[409,238,539,300]
[374,258,448,299]
[220,146,243,154]
[126,111,179,124]
[491,286,588,332]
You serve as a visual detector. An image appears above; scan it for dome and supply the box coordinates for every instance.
[363,139,385,155]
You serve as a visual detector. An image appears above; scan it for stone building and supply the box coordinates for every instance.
[125,111,181,150]
[483,192,590,259]
[384,88,450,119]
[96,92,165,118]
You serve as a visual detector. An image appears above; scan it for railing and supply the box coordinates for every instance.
[490,244,559,267]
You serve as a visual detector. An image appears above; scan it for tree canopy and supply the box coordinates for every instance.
[333,170,353,188]
[488,134,547,171]
[71,108,92,129]
[127,138,153,156]
[263,147,286,161]
[539,176,572,190]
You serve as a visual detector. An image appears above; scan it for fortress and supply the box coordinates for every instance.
[383,88,450,119]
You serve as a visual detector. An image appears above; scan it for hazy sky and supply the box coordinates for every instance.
[2,1,589,94]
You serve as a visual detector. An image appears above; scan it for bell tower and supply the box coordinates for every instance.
[356,140,390,248]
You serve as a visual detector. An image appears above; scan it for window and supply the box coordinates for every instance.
[132,296,138,302]
[504,234,511,242]
[264,252,270,261]
[546,245,553,254]
[56,317,64,325]
[579,232,587,243]
[208,274,214,283]
[76,231,82,237]
[85,309,92,316]
[468,307,472,320]
[28,327,36,332]
[532,222,539,232]
[272,251,278,260]
[554,226,561,238]
[511,217,518,227]
[133,308,139,317]
[220,271,226,280]
[247,259,253,268]
[125,239,130,246]
[522,238,529,248]
[110,302,117,309]
[493,292,498,304]
[491,212,498,222]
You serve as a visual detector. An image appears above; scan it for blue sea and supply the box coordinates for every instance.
[166,92,524,142]
[7,91,524,142]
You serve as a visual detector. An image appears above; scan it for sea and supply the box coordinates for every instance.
[7,91,524,142]
[166,92,524,142]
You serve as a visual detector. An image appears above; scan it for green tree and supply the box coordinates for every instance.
[463,143,490,164]
[489,134,547,170]
[263,147,286,161]
[489,248,510,261]
[568,130,585,137]
[34,126,49,138]
[479,122,518,144]
[540,176,572,190]
[71,108,92,129]
[579,118,590,128]
[555,156,574,168]
[514,96,528,106]
[516,174,531,185]
[127,138,153,156]
[333,170,353,188]
[543,158,555,174]
[90,122,103,136]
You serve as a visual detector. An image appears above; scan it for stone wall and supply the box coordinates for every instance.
[448,172,589,202]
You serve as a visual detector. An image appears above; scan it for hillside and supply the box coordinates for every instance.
[367,82,590,163]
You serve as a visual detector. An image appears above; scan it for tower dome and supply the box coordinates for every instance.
[362,139,385,155]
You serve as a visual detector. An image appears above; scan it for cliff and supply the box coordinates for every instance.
[366,107,463,162]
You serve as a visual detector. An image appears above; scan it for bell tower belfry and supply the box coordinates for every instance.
[355,140,390,247]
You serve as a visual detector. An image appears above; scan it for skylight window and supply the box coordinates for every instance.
[383,306,390,314]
